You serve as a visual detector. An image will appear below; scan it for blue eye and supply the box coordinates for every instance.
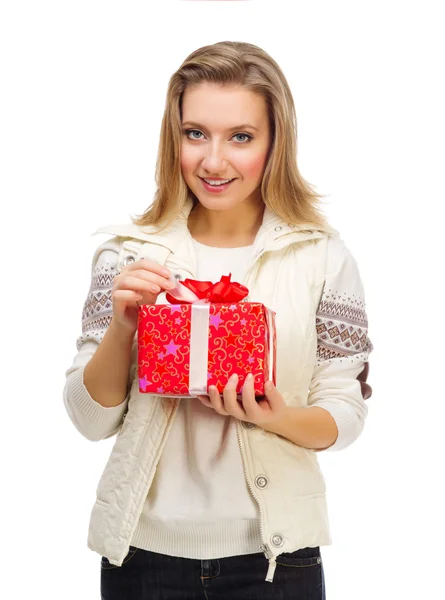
[187,130,203,140]
[184,129,253,143]
[233,133,252,143]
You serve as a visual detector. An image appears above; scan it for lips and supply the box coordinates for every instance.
[198,176,237,193]
[199,177,235,185]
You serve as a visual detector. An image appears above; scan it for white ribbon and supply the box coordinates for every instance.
[167,275,210,395]
[188,303,211,395]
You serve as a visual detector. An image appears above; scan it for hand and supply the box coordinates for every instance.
[197,373,288,429]
[111,258,176,334]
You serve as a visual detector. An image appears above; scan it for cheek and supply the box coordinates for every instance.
[180,143,201,175]
[180,152,193,175]
[238,152,269,180]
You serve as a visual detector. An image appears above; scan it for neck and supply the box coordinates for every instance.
[188,198,265,248]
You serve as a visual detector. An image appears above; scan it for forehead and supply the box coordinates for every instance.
[181,82,267,128]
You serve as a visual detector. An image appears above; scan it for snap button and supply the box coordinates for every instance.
[317,557,321,564]
[274,226,282,232]
[288,223,296,228]
[255,475,269,489]
[271,534,284,547]
[242,421,255,429]
[174,273,182,280]
[123,255,136,266]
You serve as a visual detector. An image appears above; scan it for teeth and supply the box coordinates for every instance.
[203,178,232,186]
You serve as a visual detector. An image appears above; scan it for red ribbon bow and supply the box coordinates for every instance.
[165,274,249,305]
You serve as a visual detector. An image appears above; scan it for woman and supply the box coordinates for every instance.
[64,41,373,599]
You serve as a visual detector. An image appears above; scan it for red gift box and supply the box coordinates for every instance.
[137,275,276,397]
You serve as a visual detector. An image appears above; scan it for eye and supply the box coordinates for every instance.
[186,129,204,140]
[233,133,253,143]
[184,129,253,143]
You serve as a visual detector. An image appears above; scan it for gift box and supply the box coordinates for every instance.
[137,274,276,398]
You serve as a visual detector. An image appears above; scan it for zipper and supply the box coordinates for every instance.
[243,231,324,290]
[235,231,324,582]
[235,421,277,582]
[235,420,270,554]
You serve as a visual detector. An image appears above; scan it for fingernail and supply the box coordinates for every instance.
[230,374,239,382]
[246,373,254,381]
[265,381,273,391]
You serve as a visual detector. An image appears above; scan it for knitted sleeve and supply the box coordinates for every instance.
[63,236,134,442]
[307,235,373,452]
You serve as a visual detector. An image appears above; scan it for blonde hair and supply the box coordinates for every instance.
[132,41,332,232]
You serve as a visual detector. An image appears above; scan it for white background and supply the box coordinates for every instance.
[1,1,443,598]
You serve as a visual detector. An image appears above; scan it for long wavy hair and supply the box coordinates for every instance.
[131,41,332,232]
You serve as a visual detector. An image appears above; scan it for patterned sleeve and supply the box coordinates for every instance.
[63,236,134,442]
[307,235,373,452]
[75,245,117,350]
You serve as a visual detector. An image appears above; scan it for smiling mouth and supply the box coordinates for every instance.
[199,177,237,190]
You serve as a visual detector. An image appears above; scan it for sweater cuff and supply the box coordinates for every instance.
[312,402,362,452]
[68,365,128,426]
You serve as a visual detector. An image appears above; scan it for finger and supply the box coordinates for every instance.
[114,275,169,295]
[196,395,213,408]
[120,272,176,292]
[125,258,171,279]
[223,374,246,419]
[263,381,282,409]
[241,373,258,415]
[115,276,160,295]
[112,289,143,302]
[208,386,230,416]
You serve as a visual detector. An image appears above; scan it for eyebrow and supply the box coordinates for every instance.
[182,121,259,132]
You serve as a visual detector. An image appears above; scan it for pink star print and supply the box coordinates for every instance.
[139,376,152,392]
[210,312,224,328]
[175,317,182,325]
[241,318,247,326]
[164,339,181,357]
[170,305,182,314]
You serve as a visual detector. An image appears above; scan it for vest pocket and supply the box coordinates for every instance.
[272,436,327,496]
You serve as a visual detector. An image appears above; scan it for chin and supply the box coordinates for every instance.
[195,196,242,212]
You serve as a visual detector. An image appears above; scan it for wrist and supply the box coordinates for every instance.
[109,317,137,341]
[261,405,293,435]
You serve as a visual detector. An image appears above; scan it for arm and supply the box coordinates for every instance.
[63,236,136,442]
[263,405,339,451]
[264,236,373,451]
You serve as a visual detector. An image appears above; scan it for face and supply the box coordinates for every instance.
[180,82,271,212]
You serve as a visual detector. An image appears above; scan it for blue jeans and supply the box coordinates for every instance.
[100,545,326,599]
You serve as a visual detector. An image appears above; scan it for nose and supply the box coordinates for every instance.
[201,143,228,172]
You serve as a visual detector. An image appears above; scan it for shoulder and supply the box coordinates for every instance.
[325,234,360,277]
[88,234,123,272]
[88,221,152,270]
[92,221,160,242]
[319,234,368,302]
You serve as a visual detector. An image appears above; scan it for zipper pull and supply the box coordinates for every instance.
[265,557,277,583]
[260,543,273,559]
